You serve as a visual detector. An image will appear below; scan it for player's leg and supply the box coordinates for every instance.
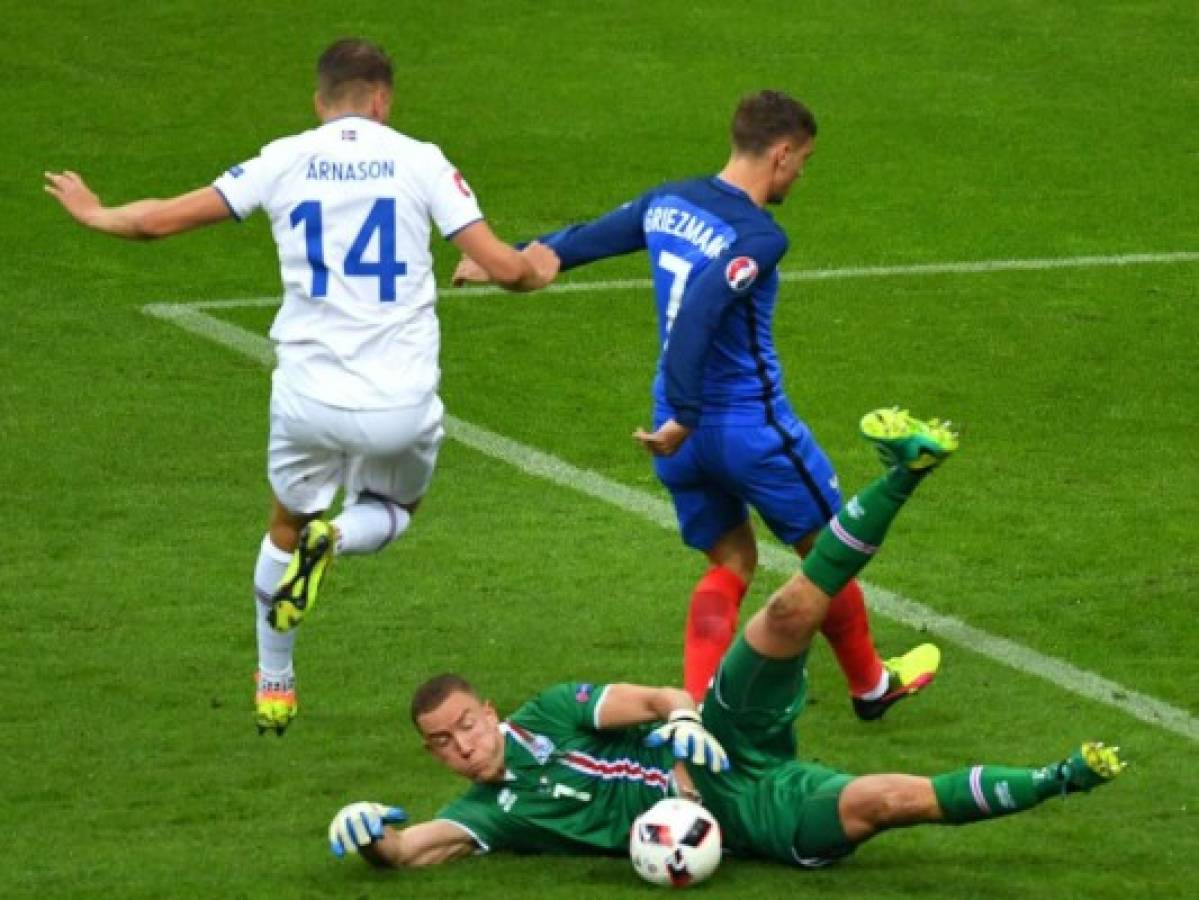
[255,501,329,734]
[335,392,444,553]
[703,519,758,584]
[267,498,336,632]
[836,743,1126,844]
[692,626,848,866]
[332,491,416,555]
[254,505,306,736]
[655,433,752,701]
[684,521,756,701]
[738,412,902,710]
[267,496,320,553]
[270,393,441,633]
[255,383,343,733]
[805,535,941,721]
[746,408,958,662]
[798,407,958,621]
[794,531,903,715]
[756,410,941,718]
[330,397,443,554]
[807,575,882,691]
[265,387,349,634]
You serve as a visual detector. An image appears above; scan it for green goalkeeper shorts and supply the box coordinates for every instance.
[689,634,857,866]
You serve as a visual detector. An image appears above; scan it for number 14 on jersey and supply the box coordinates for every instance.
[290,198,408,301]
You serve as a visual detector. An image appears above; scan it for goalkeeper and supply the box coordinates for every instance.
[328,409,1125,869]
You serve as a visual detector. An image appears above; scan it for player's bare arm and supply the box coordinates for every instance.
[329,803,477,868]
[595,682,697,728]
[43,172,230,239]
[451,241,559,288]
[359,819,477,868]
[449,220,559,291]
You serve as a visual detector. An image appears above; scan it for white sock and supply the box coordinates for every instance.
[857,667,891,701]
[255,534,296,674]
[333,495,411,555]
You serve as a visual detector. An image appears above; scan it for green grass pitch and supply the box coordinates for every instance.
[3,1,1196,897]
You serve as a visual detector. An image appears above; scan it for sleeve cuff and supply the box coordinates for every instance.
[433,818,490,854]
[442,216,484,241]
[211,184,242,222]
[591,684,613,731]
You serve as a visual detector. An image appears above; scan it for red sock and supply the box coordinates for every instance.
[683,566,748,702]
[819,578,885,697]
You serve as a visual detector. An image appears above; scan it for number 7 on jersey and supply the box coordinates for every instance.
[658,250,693,336]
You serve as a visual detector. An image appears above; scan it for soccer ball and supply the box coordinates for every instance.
[629,798,722,888]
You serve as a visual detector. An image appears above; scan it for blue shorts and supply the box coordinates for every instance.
[654,401,841,551]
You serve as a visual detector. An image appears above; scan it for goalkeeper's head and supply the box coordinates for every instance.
[730,90,817,205]
[314,37,394,124]
[411,673,506,783]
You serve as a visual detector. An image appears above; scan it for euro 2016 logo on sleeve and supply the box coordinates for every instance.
[724,256,759,292]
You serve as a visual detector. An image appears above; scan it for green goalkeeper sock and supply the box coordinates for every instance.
[800,468,922,598]
[932,765,1062,824]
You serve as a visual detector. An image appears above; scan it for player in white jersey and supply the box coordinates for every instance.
[44,38,559,735]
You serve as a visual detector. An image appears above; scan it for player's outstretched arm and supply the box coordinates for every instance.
[329,803,476,868]
[451,195,647,287]
[44,172,231,240]
[450,221,559,292]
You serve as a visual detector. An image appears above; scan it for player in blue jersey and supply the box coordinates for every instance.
[454,91,935,715]
[326,410,1124,871]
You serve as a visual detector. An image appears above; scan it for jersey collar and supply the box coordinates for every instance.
[710,176,753,203]
[322,113,376,126]
[711,175,775,221]
[501,720,557,765]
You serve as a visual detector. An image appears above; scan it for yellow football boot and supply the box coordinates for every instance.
[268,520,336,632]
[853,643,941,721]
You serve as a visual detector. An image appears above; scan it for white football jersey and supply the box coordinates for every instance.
[213,116,483,409]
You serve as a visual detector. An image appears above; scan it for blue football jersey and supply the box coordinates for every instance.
[540,178,789,427]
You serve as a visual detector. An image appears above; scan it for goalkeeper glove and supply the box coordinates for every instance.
[328,801,408,858]
[645,709,729,773]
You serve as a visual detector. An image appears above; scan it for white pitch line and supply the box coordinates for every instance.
[144,302,276,365]
[443,249,1199,298]
[152,250,1199,308]
[141,297,1199,745]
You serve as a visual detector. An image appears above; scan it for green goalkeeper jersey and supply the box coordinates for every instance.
[435,682,674,854]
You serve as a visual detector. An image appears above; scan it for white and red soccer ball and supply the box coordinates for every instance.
[629,798,722,888]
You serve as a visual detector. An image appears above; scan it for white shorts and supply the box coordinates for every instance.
[267,380,445,515]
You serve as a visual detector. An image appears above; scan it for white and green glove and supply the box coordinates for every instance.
[645,709,730,773]
[328,801,408,858]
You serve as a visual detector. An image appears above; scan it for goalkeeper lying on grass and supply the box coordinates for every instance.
[329,409,1125,869]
